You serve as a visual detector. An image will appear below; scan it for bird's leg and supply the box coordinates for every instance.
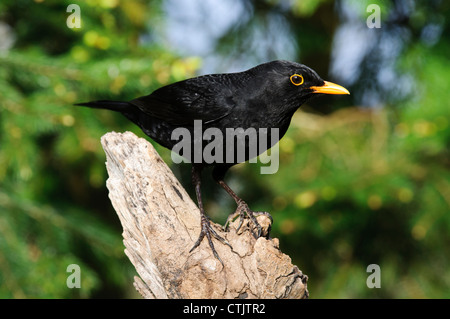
[212,167,272,237]
[218,179,272,237]
[189,165,231,265]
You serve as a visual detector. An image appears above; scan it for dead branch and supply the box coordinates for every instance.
[101,131,308,299]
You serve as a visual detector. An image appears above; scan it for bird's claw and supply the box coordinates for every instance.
[224,201,272,238]
[190,214,232,266]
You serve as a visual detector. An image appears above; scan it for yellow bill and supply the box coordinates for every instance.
[310,81,350,95]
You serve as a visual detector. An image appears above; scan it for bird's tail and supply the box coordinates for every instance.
[74,100,132,113]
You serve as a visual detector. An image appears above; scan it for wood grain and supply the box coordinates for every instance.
[101,131,308,299]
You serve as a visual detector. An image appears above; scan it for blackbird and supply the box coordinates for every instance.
[76,60,349,264]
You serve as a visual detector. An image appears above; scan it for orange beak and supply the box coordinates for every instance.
[310,81,350,95]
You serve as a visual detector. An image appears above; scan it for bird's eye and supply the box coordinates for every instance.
[290,74,304,86]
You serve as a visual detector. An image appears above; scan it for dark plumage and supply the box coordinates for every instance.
[76,60,349,264]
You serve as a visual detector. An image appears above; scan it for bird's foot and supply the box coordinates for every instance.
[224,201,273,238]
[189,214,232,265]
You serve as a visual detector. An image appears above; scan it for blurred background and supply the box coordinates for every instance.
[0,0,449,298]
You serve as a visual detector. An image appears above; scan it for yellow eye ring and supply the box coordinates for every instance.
[290,74,304,86]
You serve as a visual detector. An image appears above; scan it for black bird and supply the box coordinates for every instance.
[76,60,349,263]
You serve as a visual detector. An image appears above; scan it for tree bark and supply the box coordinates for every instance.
[101,131,308,299]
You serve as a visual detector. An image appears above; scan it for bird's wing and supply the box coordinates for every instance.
[129,74,237,126]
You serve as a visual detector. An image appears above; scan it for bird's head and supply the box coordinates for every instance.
[252,60,349,112]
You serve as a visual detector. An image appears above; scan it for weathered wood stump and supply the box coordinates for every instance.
[101,131,308,299]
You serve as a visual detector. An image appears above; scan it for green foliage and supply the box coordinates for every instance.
[0,0,199,298]
[240,40,450,298]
